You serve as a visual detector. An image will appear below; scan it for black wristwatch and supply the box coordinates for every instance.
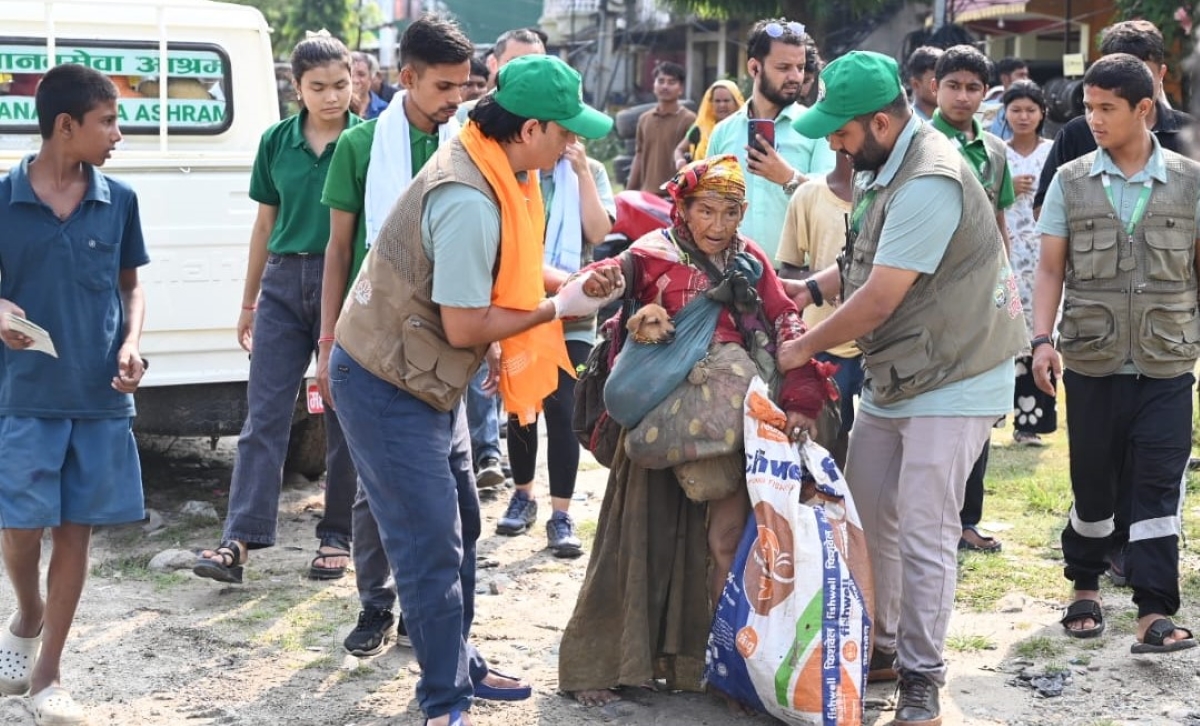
[1030,334,1053,350]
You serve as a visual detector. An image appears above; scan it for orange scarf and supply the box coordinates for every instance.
[459,121,573,425]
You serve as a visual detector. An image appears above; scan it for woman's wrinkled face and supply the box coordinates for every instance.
[683,196,746,255]
[710,86,738,121]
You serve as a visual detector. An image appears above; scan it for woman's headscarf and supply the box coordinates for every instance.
[663,154,746,244]
[691,80,745,159]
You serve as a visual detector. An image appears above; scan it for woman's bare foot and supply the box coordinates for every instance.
[575,688,621,707]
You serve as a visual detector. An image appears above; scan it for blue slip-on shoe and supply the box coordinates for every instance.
[425,709,466,726]
[474,669,533,701]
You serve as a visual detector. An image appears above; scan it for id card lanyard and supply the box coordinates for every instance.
[1101,173,1153,272]
[1101,173,1154,237]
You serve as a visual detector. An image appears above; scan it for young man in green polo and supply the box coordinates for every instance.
[931,43,1017,556]
[317,15,475,658]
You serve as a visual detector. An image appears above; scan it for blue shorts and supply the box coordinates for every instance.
[0,417,144,528]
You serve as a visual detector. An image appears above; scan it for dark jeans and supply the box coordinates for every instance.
[330,345,488,718]
[467,364,501,466]
[223,254,354,548]
[1061,370,1191,617]
[815,351,864,468]
[506,341,591,497]
[960,441,990,528]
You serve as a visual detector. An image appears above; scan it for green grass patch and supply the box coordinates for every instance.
[91,553,151,579]
[576,518,598,545]
[945,634,996,652]
[301,654,336,670]
[1014,636,1064,660]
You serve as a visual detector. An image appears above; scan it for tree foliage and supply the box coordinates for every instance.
[656,0,891,22]
[227,0,363,57]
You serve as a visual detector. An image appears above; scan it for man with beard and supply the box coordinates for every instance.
[778,51,1025,726]
[706,18,836,259]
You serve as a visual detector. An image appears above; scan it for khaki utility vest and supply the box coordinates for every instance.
[842,124,1027,406]
[335,138,491,411]
[1058,149,1200,378]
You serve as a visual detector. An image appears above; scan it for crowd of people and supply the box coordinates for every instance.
[0,10,1197,726]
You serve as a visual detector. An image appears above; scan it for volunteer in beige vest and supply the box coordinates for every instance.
[1033,53,1199,655]
[327,56,617,726]
[779,51,1025,726]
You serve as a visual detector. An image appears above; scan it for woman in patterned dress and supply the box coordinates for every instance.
[1003,80,1055,445]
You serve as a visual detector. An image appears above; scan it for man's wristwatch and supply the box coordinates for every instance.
[781,171,803,196]
[1030,334,1054,351]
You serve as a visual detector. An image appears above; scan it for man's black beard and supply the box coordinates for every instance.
[759,74,800,109]
[851,129,890,172]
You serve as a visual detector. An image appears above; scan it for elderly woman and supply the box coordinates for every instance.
[558,155,829,706]
[673,80,745,168]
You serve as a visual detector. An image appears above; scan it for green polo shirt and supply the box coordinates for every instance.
[321,117,440,291]
[931,110,1015,212]
[249,110,363,255]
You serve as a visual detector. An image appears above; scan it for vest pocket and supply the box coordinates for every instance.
[1058,298,1117,360]
[399,315,479,410]
[1142,229,1194,282]
[1069,228,1119,281]
[1140,303,1200,363]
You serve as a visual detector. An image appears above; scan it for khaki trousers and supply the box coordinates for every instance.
[845,411,995,686]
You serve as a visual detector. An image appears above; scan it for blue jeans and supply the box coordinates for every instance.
[466,365,500,466]
[816,352,865,435]
[352,477,396,611]
[330,345,487,718]
[223,254,355,547]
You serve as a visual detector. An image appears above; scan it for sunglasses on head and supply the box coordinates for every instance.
[764,21,805,38]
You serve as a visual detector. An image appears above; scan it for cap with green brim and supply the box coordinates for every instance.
[494,55,614,139]
[792,51,903,139]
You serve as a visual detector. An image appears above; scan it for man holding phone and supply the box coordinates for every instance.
[706,18,836,260]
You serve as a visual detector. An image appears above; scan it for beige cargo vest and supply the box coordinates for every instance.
[842,123,1027,406]
[335,138,491,411]
[1057,148,1200,378]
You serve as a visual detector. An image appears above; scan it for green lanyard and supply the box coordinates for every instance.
[850,190,877,234]
[1101,173,1153,237]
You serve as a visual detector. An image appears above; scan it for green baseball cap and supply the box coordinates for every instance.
[494,55,614,139]
[793,51,903,139]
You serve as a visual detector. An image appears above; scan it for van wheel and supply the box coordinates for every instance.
[285,396,326,481]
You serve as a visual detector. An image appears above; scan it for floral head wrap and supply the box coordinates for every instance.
[662,154,746,242]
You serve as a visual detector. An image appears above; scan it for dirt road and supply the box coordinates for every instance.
[0,436,1196,725]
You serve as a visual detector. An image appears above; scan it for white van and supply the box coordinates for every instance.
[0,0,325,474]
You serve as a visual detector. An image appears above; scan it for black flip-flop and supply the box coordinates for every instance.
[308,534,350,580]
[192,541,245,584]
[1131,618,1197,654]
[1060,599,1105,639]
[958,525,1002,553]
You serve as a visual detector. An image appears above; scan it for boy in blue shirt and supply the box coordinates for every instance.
[0,63,149,725]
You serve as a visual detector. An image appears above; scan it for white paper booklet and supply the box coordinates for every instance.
[4,313,58,358]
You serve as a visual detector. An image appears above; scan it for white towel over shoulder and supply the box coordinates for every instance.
[364,91,460,248]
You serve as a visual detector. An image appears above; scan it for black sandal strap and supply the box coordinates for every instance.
[1060,599,1103,626]
[1143,618,1191,646]
[215,540,244,568]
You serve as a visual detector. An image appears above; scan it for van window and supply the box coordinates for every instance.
[0,39,232,134]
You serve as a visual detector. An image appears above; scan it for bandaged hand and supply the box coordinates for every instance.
[551,271,624,319]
